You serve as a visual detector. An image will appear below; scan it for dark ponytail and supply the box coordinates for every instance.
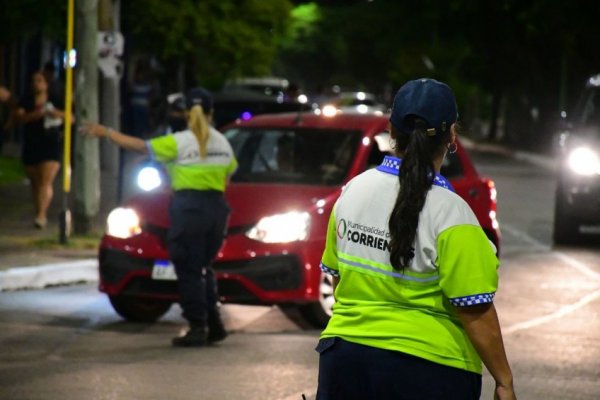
[388,117,444,270]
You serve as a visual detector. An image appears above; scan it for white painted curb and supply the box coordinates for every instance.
[0,259,98,291]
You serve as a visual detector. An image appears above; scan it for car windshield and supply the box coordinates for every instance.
[224,127,363,185]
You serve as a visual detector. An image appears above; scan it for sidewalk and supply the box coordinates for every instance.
[0,142,104,291]
[0,138,557,292]
[0,190,99,291]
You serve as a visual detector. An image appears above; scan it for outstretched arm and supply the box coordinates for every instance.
[81,122,148,154]
[455,303,516,400]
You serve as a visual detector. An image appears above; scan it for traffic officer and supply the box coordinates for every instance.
[315,79,516,399]
[82,87,238,347]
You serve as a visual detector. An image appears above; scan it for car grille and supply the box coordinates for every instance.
[214,255,303,292]
[122,277,179,298]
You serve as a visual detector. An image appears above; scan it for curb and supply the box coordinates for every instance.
[0,259,98,291]
[460,137,557,171]
[513,150,557,171]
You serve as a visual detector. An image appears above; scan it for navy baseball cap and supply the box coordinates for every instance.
[184,87,214,112]
[389,78,457,135]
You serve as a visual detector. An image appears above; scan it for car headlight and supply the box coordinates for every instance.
[321,104,338,117]
[567,146,600,176]
[246,211,310,243]
[106,207,142,238]
[137,166,162,191]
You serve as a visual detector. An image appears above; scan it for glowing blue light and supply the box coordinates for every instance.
[63,49,77,68]
[241,111,252,120]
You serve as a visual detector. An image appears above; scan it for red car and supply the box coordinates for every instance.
[99,110,500,328]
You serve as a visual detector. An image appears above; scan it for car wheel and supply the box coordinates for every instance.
[108,295,172,323]
[553,186,580,245]
[298,272,335,329]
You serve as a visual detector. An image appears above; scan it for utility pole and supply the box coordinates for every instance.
[59,0,75,244]
[73,0,101,234]
[98,0,122,213]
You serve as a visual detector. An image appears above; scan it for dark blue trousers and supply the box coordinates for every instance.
[167,190,229,326]
[316,337,482,400]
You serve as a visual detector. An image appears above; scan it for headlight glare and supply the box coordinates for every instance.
[321,104,337,117]
[137,166,162,191]
[567,147,600,176]
[106,207,141,238]
[246,211,310,243]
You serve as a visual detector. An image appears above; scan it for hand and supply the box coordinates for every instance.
[45,109,62,119]
[80,122,108,138]
[494,382,516,400]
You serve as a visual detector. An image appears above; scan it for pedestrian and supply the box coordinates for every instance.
[15,71,65,229]
[81,87,237,347]
[42,61,65,103]
[316,78,516,400]
[128,62,155,138]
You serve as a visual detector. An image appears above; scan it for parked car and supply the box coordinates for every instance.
[553,73,600,244]
[212,88,312,128]
[222,76,290,99]
[98,109,501,328]
[164,88,312,130]
[318,91,387,114]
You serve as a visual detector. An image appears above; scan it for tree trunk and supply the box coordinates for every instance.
[73,0,100,234]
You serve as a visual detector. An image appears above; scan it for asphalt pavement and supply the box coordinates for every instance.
[0,138,557,292]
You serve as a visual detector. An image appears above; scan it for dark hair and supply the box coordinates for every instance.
[388,116,449,270]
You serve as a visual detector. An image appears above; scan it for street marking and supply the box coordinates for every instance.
[504,288,600,335]
[500,224,549,251]
[502,224,600,334]
[552,251,600,282]
[501,224,600,282]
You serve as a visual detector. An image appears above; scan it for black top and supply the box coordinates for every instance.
[18,94,63,165]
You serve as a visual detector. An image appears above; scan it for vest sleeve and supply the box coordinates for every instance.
[436,224,499,307]
[320,205,340,277]
[148,134,177,162]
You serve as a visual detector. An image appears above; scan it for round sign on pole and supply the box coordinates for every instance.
[97,31,124,78]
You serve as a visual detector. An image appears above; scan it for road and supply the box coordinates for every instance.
[1,149,600,400]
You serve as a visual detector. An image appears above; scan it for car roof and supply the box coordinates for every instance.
[222,110,390,132]
[225,76,289,88]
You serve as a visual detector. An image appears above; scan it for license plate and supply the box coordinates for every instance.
[152,260,178,280]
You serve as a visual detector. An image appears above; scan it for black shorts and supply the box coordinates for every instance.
[316,337,482,400]
[22,127,62,166]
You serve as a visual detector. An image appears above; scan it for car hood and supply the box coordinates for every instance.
[124,184,340,229]
[225,183,340,227]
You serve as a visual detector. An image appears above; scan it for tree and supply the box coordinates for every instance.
[0,0,66,44]
[122,0,293,89]
[277,0,600,150]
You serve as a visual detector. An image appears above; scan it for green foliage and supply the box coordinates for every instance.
[123,0,292,86]
[0,0,66,44]
[32,233,101,250]
[277,0,600,146]
[0,156,25,186]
